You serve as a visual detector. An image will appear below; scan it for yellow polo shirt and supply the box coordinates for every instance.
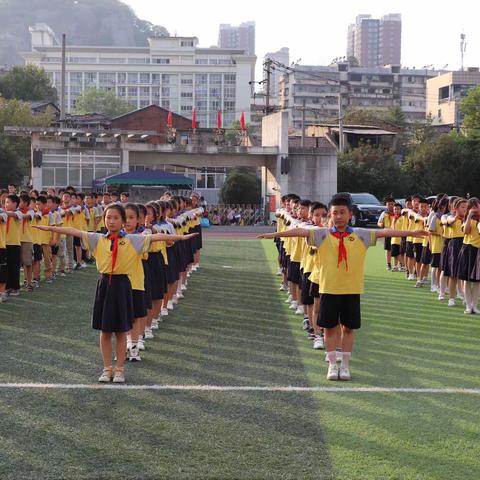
[308,227,376,294]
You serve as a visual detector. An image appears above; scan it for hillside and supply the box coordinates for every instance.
[0,0,168,65]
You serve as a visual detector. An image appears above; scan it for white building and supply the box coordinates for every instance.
[22,24,256,128]
[218,22,255,56]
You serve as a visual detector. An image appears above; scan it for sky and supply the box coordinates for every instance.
[124,0,479,80]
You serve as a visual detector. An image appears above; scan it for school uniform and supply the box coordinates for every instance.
[308,226,377,330]
[19,208,35,268]
[32,211,43,263]
[405,210,418,259]
[300,227,317,306]
[428,214,444,269]
[81,231,151,332]
[61,206,76,269]
[38,210,55,278]
[419,215,432,265]
[378,211,394,251]
[390,214,404,258]
[444,218,464,278]
[147,224,168,300]
[412,213,426,263]
[0,210,8,284]
[458,220,480,282]
[5,210,23,291]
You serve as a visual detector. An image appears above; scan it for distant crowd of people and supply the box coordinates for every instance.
[204,204,264,226]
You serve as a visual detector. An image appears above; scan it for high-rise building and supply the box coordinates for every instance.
[264,47,290,97]
[218,22,255,56]
[21,24,256,128]
[347,14,401,67]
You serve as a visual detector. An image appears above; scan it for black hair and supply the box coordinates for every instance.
[288,194,300,202]
[104,203,126,223]
[394,202,403,209]
[299,199,311,208]
[281,195,289,202]
[46,195,54,203]
[124,202,140,218]
[405,196,412,202]
[137,203,147,218]
[37,195,47,205]
[412,193,422,201]
[330,193,352,209]
[121,192,129,197]
[384,196,395,204]
[145,201,159,223]
[19,193,30,205]
[7,194,19,207]
[53,196,61,205]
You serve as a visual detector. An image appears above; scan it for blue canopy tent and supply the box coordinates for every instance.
[93,171,194,190]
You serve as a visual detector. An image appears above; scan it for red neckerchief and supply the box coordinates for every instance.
[106,231,125,285]
[329,226,353,270]
[41,208,50,216]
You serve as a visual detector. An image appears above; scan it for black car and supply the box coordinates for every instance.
[346,193,387,227]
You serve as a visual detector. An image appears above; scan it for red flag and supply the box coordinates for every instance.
[217,110,222,129]
[240,111,246,130]
[192,109,197,129]
[167,111,173,128]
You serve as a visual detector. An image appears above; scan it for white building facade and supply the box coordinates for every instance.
[22,24,256,128]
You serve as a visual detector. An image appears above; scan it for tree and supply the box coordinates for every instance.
[220,167,261,204]
[347,56,360,67]
[460,86,480,136]
[337,143,405,198]
[0,97,53,186]
[75,89,134,117]
[0,65,57,103]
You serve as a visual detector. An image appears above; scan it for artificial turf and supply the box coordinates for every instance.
[0,238,478,479]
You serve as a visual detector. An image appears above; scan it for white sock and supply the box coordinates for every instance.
[341,352,351,369]
[327,351,337,366]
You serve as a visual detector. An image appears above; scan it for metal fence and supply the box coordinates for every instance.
[204,204,265,226]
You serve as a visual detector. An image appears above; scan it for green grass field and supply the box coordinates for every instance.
[0,238,479,479]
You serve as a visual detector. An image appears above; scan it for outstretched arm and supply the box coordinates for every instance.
[376,229,428,239]
[150,232,198,243]
[33,225,83,238]
[257,228,311,239]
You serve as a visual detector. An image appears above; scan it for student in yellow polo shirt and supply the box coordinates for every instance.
[377,196,395,270]
[0,206,8,301]
[258,193,427,382]
[389,202,405,272]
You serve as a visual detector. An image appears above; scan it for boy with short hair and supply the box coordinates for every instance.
[259,193,427,381]
[377,196,395,270]
[389,203,405,271]
[18,194,35,291]
[36,196,55,283]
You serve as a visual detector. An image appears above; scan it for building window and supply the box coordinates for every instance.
[127,58,150,64]
[152,74,161,85]
[117,73,126,84]
[195,59,208,65]
[128,73,138,84]
[210,74,222,85]
[154,58,170,64]
[224,74,236,85]
[181,40,194,47]
[85,72,97,86]
[181,105,193,111]
[128,87,138,97]
[181,92,193,98]
[139,73,150,84]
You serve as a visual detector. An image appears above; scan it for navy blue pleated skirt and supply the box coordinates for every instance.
[147,252,167,300]
[92,274,133,333]
[142,258,153,310]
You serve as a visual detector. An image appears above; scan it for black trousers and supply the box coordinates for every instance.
[6,245,21,290]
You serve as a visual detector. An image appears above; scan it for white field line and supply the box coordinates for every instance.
[0,383,478,394]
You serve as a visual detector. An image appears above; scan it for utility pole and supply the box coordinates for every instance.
[338,81,344,153]
[301,98,306,147]
[60,33,66,125]
[264,58,272,115]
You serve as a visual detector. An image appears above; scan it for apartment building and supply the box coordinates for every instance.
[218,22,255,56]
[279,64,441,129]
[426,69,480,127]
[21,24,256,128]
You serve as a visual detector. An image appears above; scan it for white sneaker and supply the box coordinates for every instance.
[177,292,185,299]
[415,281,422,288]
[285,295,292,304]
[181,284,187,291]
[138,338,145,351]
[161,307,169,316]
[289,301,298,310]
[438,294,445,301]
[172,296,179,305]
[339,366,351,381]
[276,268,283,276]
[464,308,473,314]
[302,318,310,330]
[472,307,480,314]
[448,299,455,307]
[129,345,142,362]
[126,337,132,351]
[430,285,438,293]
[295,306,304,315]
[391,266,398,272]
[407,274,416,281]
[279,284,287,291]
[144,327,154,339]
[80,262,87,269]
[313,336,325,350]
[151,319,159,330]
[167,301,174,310]
[326,364,339,381]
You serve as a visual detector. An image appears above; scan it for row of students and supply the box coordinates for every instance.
[388,193,480,314]
[34,192,204,383]
[263,192,427,381]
